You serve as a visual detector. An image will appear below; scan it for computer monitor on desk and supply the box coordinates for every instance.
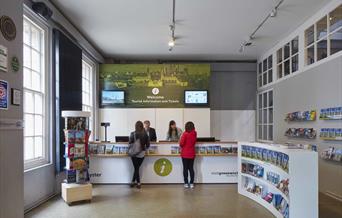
[115,136,129,142]
[196,137,216,142]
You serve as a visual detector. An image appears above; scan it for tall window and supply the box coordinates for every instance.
[82,57,94,139]
[277,36,299,79]
[23,15,49,169]
[258,55,273,87]
[305,4,342,65]
[257,89,273,142]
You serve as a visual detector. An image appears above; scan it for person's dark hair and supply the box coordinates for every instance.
[168,120,177,137]
[185,121,195,132]
[135,121,144,134]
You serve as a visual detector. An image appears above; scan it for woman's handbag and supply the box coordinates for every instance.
[128,133,142,157]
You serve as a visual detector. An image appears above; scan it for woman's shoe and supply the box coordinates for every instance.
[130,182,136,188]
[136,183,141,189]
[190,184,194,189]
[184,184,189,189]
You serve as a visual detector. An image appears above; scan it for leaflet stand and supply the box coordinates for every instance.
[61,111,92,205]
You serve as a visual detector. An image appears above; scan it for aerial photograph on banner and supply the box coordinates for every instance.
[99,64,210,107]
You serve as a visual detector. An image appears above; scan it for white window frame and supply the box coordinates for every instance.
[23,10,50,171]
[257,89,274,143]
[82,55,96,140]
[277,36,299,79]
[257,55,273,88]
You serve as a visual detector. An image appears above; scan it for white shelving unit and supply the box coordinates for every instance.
[238,142,318,218]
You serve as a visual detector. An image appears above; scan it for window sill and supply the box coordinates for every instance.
[24,162,53,173]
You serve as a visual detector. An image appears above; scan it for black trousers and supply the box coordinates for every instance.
[131,157,144,183]
[182,158,195,184]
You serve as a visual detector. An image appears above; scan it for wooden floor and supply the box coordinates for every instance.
[25,184,342,218]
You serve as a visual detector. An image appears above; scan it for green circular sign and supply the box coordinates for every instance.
[154,158,172,177]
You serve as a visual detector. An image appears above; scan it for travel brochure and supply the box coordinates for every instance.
[284,143,317,151]
[319,107,342,120]
[285,110,316,121]
[284,128,317,139]
[320,147,342,162]
[320,128,342,141]
[243,176,289,218]
[63,116,90,184]
[88,144,129,155]
[241,145,289,173]
[241,161,290,197]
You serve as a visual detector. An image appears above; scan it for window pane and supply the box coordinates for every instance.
[268,70,272,84]
[258,125,262,140]
[258,75,262,87]
[291,37,299,55]
[24,21,30,45]
[24,137,34,160]
[284,43,290,59]
[32,71,41,92]
[268,55,272,69]
[24,45,31,68]
[34,137,43,158]
[34,115,43,136]
[329,5,342,33]
[317,16,327,40]
[263,73,267,86]
[263,109,267,124]
[258,110,262,124]
[24,91,34,113]
[24,114,34,136]
[330,28,342,55]
[258,63,262,74]
[263,59,267,72]
[34,93,43,114]
[284,59,290,76]
[268,108,273,124]
[305,25,315,46]
[263,125,268,140]
[263,92,267,108]
[258,94,262,109]
[292,54,298,73]
[306,45,315,65]
[317,39,328,61]
[277,48,282,63]
[23,68,32,89]
[31,26,41,51]
[277,64,283,79]
[268,125,273,141]
[268,91,273,107]
[32,50,40,72]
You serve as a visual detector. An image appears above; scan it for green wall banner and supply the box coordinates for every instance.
[99,64,210,108]
[154,158,172,177]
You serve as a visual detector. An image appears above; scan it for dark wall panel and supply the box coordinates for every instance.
[54,29,82,172]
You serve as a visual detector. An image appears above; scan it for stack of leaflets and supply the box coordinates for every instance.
[320,147,342,162]
[285,110,316,121]
[285,128,317,139]
[171,146,180,154]
[319,107,342,120]
[148,146,158,155]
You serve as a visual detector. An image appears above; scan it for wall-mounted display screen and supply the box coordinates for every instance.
[184,90,208,105]
[101,90,125,105]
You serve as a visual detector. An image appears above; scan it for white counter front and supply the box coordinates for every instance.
[88,142,238,184]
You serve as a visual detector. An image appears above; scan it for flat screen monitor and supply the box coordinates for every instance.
[115,136,129,143]
[101,90,125,105]
[184,90,208,105]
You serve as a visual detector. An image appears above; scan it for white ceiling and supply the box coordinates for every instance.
[52,0,330,60]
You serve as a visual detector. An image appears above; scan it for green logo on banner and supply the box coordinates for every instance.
[154,158,172,177]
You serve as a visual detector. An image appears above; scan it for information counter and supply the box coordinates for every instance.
[88,141,238,184]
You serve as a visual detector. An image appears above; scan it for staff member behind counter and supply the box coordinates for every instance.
[143,120,157,142]
[166,120,183,141]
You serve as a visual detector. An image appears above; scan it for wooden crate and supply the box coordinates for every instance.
[61,183,92,204]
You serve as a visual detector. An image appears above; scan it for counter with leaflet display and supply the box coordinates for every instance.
[88,141,238,184]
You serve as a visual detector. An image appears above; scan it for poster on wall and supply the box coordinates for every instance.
[99,64,210,108]
[0,45,8,72]
[0,80,9,110]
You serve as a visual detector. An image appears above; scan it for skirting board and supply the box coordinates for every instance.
[324,191,342,202]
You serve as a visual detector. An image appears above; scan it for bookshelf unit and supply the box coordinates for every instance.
[238,142,318,218]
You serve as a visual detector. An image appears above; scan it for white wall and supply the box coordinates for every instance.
[99,108,211,141]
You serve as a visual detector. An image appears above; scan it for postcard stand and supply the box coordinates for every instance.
[61,111,92,205]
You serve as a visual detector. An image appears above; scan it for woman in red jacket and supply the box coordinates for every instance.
[179,121,197,189]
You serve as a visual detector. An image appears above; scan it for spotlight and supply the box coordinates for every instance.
[168,39,175,47]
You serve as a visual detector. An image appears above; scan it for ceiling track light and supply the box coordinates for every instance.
[168,0,176,51]
[239,0,284,53]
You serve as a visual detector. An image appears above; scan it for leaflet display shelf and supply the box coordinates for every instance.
[319,107,342,120]
[90,153,237,158]
[238,142,318,218]
[284,110,316,122]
